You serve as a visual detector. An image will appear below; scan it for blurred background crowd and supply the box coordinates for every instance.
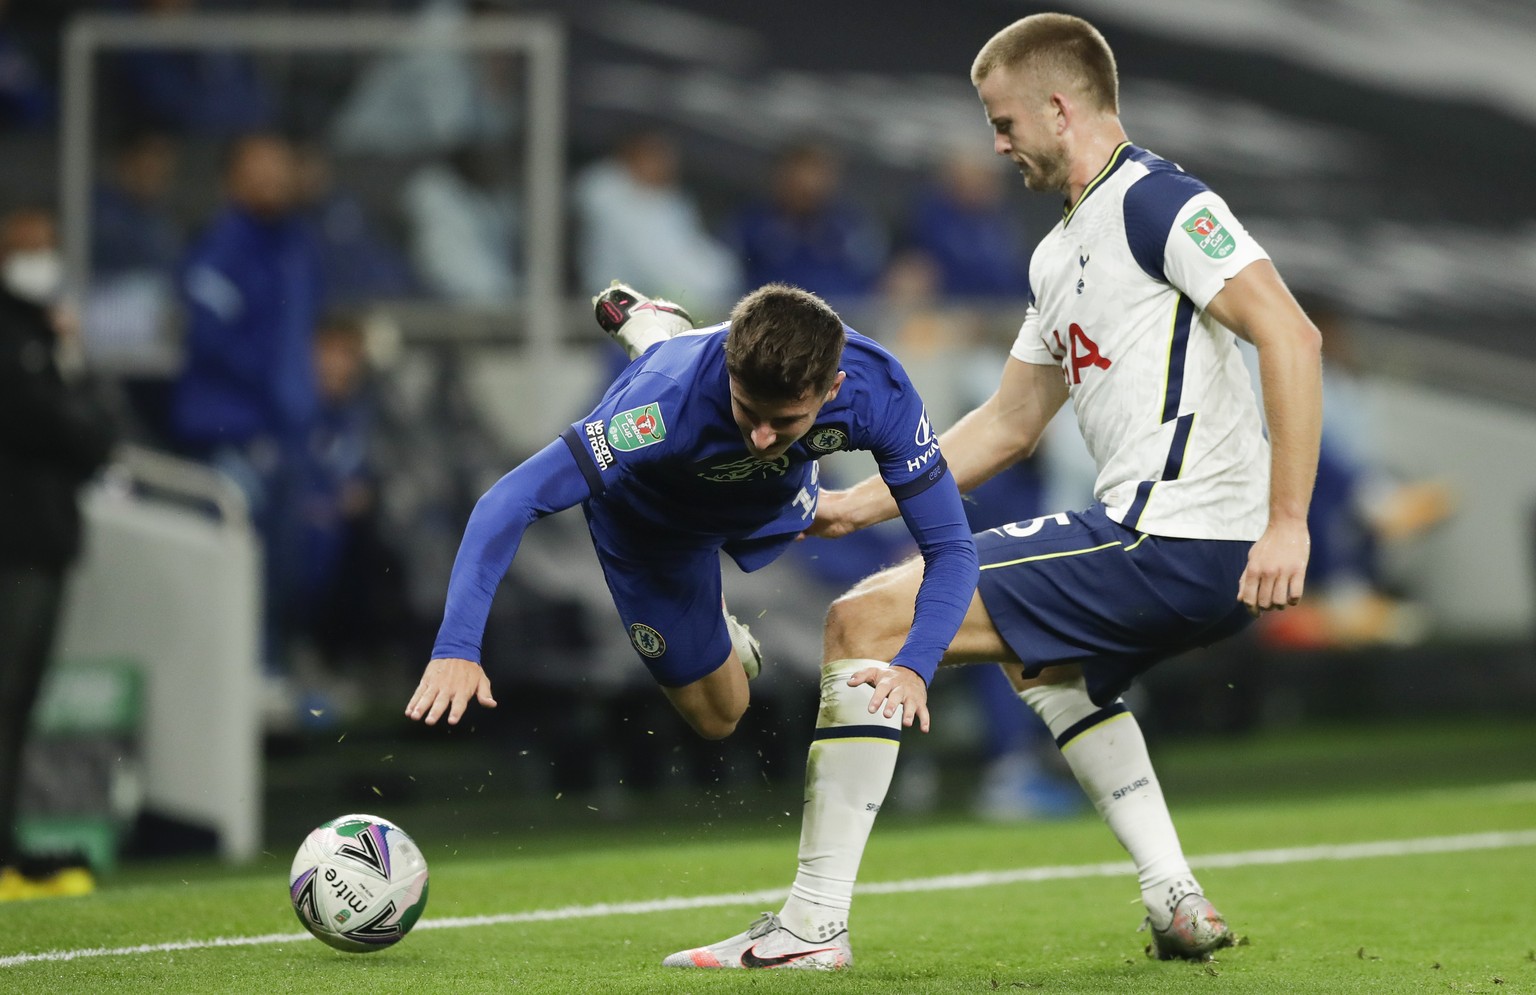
[1,0,1533,882]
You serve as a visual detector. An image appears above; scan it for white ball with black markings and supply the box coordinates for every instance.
[289,813,430,953]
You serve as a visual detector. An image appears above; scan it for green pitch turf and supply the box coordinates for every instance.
[4,720,1535,994]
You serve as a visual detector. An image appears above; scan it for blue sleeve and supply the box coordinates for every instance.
[888,472,980,684]
[430,439,593,662]
[1122,167,1209,283]
[180,252,266,394]
[856,346,945,497]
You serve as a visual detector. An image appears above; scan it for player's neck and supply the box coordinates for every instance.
[1064,121,1131,206]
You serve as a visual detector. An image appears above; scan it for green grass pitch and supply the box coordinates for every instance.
[3,721,1535,994]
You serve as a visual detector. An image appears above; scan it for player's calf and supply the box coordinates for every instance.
[660,651,752,741]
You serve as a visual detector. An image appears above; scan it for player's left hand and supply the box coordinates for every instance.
[848,664,930,733]
[405,657,498,726]
[1238,517,1310,615]
[803,488,858,539]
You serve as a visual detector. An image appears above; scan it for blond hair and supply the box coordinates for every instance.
[971,13,1119,114]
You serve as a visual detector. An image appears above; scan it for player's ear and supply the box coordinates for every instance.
[1050,91,1070,133]
[824,371,846,402]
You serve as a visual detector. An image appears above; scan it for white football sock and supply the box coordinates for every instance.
[1019,675,1197,928]
[616,310,688,360]
[778,659,902,940]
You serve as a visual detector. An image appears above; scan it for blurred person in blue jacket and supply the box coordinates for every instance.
[904,147,1032,300]
[91,129,183,280]
[83,128,186,418]
[724,142,888,315]
[171,132,325,675]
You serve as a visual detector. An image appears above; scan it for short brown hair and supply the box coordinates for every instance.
[725,284,845,401]
[971,13,1119,114]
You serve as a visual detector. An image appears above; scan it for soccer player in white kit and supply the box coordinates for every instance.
[661,12,1322,969]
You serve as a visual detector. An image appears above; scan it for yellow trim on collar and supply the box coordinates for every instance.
[1063,141,1133,227]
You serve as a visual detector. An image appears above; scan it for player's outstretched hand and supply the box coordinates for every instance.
[848,664,930,733]
[804,488,854,540]
[801,482,901,540]
[1238,517,1310,616]
[405,658,498,726]
[804,488,859,539]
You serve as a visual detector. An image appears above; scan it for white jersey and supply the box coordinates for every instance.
[1011,143,1270,541]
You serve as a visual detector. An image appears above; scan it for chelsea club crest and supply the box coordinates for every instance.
[629,623,666,658]
[804,425,848,455]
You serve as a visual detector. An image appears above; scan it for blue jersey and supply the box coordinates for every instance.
[432,325,978,683]
[560,326,948,566]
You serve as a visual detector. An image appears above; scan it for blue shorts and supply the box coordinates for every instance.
[584,511,797,687]
[975,503,1254,706]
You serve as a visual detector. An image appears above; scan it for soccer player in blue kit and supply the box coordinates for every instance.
[405,283,978,743]
[665,12,1322,969]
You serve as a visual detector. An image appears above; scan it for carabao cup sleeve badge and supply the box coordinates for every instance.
[608,402,667,451]
[1180,207,1237,259]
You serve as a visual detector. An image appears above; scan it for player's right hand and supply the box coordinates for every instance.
[406,657,498,726]
[848,664,930,733]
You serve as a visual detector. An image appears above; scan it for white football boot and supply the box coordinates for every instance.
[592,281,694,359]
[723,603,762,680]
[661,912,851,970]
[1144,885,1235,960]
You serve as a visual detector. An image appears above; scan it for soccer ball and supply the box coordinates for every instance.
[289,813,430,953]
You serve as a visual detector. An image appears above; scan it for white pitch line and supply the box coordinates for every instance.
[4,829,1534,969]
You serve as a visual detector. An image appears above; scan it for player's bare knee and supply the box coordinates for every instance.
[823,584,898,661]
[822,588,863,659]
